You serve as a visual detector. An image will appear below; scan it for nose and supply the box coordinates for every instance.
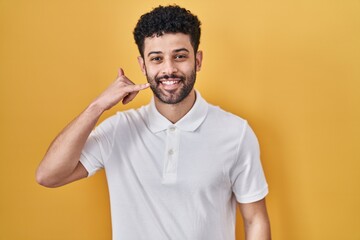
[161,59,178,75]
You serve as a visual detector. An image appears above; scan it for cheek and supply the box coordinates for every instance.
[181,64,196,74]
[144,63,158,75]
[146,69,157,79]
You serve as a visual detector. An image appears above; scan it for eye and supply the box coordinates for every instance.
[150,56,162,62]
[175,54,188,60]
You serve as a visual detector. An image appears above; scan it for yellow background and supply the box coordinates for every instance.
[1,0,359,239]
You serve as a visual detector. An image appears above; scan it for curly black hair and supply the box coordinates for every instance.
[133,5,201,57]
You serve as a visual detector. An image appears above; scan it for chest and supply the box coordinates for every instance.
[105,126,239,196]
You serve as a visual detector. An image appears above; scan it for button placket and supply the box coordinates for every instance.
[162,125,180,184]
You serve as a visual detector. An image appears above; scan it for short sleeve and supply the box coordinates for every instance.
[80,114,118,177]
[230,121,269,203]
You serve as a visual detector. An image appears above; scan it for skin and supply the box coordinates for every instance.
[240,199,272,240]
[35,69,150,187]
[36,32,271,239]
[138,33,202,123]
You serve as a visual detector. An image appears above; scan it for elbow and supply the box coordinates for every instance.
[35,168,59,188]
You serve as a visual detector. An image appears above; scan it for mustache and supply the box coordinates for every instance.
[155,74,185,82]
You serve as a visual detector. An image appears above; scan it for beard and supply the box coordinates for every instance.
[146,69,196,104]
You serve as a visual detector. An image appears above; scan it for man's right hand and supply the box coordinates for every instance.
[36,68,149,188]
[90,68,150,113]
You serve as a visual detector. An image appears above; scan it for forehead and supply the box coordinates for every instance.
[143,33,193,56]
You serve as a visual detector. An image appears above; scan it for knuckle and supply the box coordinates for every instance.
[117,81,127,88]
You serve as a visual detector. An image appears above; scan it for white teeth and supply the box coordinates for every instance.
[161,81,178,85]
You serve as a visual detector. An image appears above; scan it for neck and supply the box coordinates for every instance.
[154,90,196,123]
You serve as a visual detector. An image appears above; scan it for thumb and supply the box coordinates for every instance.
[118,68,124,77]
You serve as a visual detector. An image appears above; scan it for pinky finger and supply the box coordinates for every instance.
[122,83,150,104]
[124,83,150,92]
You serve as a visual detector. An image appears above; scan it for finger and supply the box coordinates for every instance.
[122,91,138,105]
[117,69,136,86]
[123,83,150,93]
[121,76,135,85]
[122,83,150,104]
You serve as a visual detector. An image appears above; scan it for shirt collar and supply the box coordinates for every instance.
[146,90,208,133]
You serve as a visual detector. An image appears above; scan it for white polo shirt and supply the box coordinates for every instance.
[80,91,268,240]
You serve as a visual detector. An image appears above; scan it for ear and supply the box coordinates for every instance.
[195,51,203,72]
[137,56,146,76]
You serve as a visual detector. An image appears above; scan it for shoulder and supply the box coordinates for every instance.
[205,103,248,130]
[201,102,262,156]
[116,105,147,122]
[96,104,149,131]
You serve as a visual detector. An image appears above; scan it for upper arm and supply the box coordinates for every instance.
[238,198,270,225]
[231,122,268,203]
[62,161,89,185]
[45,162,89,188]
[238,198,271,239]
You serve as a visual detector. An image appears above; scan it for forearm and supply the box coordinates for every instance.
[36,69,149,187]
[36,103,103,187]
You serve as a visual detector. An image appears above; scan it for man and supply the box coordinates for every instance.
[36,5,271,240]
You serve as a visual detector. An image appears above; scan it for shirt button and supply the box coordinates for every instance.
[169,126,176,132]
[168,149,174,155]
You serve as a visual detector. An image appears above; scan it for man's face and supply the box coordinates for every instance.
[138,33,202,104]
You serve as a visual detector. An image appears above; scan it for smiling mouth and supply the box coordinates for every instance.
[155,74,184,90]
[160,80,180,85]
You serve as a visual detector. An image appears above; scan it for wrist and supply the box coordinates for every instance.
[85,101,106,117]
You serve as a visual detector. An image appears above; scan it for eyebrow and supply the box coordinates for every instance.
[147,51,162,57]
[174,48,190,53]
[147,48,190,57]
